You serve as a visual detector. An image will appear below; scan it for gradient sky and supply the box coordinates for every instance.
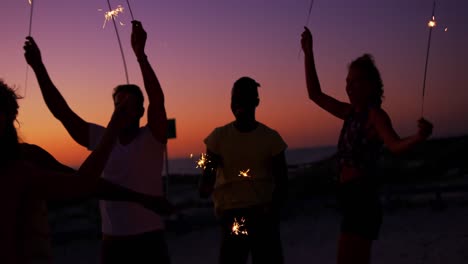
[1,0,467,168]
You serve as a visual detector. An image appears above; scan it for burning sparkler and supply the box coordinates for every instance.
[104,0,129,84]
[239,169,251,178]
[421,0,437,116]
[102,5,125,29]
[195,153,211,170]
[231,217,248,236]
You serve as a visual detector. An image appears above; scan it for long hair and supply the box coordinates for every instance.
[349,54,384,108]
[0,80,22,167]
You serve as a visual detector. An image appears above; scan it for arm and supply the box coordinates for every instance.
[24,37,90,147]
[198,149,220,198]
[94,180,174,215]
[301,27,351,119]
[21,143,174,214]
[25,96,132,200]
[131,21,168,143]
[20,143,75,173]
[371,108,433,154]
[272,151,288,208]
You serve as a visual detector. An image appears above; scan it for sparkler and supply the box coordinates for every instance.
[239,169,251,178]
[231,217,248,236]
[125,0,135,21]
[298,0,315,58]
[195,153,211,170]
[102,5,124,29]
[105,0,129,84]
[421,1,436,116]
[24,0,35,97]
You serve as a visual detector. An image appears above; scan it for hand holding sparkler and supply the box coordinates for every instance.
[23,36,43,68]
[416,118,433,141]
[131,20,147,59]
[301,27,313,57]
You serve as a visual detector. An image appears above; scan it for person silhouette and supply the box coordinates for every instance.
[199,77,288,264]
[301,26,433,264]
[24,21,171,263]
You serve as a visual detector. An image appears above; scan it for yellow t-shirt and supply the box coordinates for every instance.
[204,122,287,213]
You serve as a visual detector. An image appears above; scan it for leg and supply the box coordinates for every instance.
[337,232,372,264]
[218,211,250,264]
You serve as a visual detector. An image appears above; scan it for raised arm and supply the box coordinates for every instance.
[370,108,433,154]
[301,27,351,119]
[24,37,90,147]
[131,21,168,143]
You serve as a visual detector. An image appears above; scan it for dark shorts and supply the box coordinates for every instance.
[338,179,382,240]
[100,230,170,264]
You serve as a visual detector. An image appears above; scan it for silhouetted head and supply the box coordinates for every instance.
[112,84,145,129]
[0,80,21,165]
[231,77,260,122]
[346,54,384,108]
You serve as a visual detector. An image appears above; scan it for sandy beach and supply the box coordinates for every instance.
[50,195,468,264]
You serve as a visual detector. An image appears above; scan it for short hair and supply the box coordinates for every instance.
[232,77,260,99]
[112,84,144,106]
[349,54,384,107]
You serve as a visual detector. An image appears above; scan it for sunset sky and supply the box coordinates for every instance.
[1,0,467,168]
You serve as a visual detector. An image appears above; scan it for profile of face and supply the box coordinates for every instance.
[346,66,374,107]
[113,91,144,128]
[230,87,259,121]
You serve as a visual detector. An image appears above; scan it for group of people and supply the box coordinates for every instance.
[0,21,432,264]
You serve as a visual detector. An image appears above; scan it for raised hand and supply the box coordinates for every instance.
[301,26,313,56]
[23,36,43,67]
[131,20,147,58]
[417,118,433,140]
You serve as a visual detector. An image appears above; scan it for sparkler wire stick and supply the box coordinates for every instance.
[125,0,135,21]
[298,0,316,58]
[25,0,35,97]
[28,0,34,36]
[421,0,436,116]
[106,0,129,84]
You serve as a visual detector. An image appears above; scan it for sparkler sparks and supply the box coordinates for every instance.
[428,16,436,27]
[195,153,211,170]
[102,5,125,29]
[231,217,248,236]
[239,169,251,178]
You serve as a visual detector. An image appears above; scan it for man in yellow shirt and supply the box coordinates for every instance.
[200,77,288,264]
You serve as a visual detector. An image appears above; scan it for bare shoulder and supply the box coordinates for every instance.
[369,107,391,123]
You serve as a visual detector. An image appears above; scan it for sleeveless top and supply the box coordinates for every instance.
[337,108,383,175]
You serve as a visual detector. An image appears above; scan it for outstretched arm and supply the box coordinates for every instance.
[21,143,173,214]
[25,96,132,200]
[24,37,90,147]
[302,27,351,119]
[131,21,168,143]
[371,108,433,154]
